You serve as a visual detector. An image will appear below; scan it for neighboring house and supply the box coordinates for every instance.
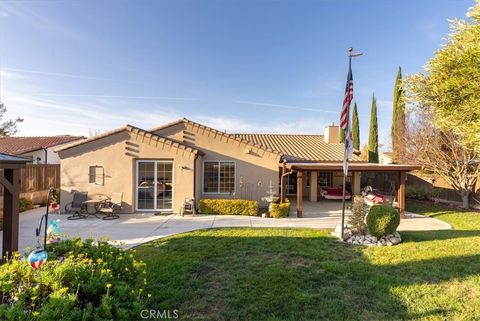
[56,118,417,215]
[0,136,84,164]
[379,152,393,165]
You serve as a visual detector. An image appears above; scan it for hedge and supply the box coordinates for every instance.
[198,199,258,216]
[366,205,400,238]
[269,200,291,218]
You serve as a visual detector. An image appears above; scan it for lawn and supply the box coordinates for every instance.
[135,201,480,321]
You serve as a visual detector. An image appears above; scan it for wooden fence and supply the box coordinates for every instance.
[407,173,480,206]
[0,164,60,196]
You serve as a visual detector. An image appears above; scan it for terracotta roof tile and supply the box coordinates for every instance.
[234,134,362,162]
[0,136,84,155]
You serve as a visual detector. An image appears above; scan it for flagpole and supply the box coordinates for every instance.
[341,47,362,240]
[340,52,352,240]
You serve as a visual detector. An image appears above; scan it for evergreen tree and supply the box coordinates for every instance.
[368,95,379,163]
[391,66,406,161]
[352,102,360,150]
[340,126,345,143]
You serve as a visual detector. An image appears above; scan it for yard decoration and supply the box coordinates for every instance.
[29,187,57,269]
[46,220,61,244]
[27,249,48,270]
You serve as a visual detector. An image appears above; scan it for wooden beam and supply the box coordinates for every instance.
[2,168,21,260]
[0,175,13,194]
[398,171,406,219]
[297,171,303,218]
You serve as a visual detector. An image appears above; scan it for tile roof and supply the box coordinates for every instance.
[55,124,202,155]
[0,136,84,155]
[234,134,362,162]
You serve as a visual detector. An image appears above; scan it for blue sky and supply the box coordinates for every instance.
[0,0,473,150]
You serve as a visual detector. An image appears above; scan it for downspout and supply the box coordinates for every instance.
[193,153,198,207]
[43,148,48,164]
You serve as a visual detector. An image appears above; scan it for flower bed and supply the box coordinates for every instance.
[0,238,147,320]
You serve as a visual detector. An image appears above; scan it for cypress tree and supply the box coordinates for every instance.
[368,94,379,163]
[352,102,360,150]
[391,66,406,161]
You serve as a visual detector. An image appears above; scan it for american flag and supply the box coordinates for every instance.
[342,66,354,176]
[340,68,353,130]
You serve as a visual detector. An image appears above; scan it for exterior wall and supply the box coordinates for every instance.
[21,147,60,164]
[153,122,282,204]
[58,130,196,213]
[379,154,393,165]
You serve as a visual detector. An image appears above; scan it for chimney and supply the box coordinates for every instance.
[324,123,340,144]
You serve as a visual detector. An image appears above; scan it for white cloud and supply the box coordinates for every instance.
[0,11,9,18]
[0,70,23,80]
[4,2,87,41]
[235,100,337,114]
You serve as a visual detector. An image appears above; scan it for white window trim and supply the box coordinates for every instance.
[202,160,236,195]
[135,160,174,212]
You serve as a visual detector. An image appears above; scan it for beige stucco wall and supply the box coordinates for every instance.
[58,130,196,213]
[153,122,282,204]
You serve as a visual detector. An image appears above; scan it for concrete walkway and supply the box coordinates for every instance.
[1,205,452,253]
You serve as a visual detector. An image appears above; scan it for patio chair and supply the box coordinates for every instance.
[179,197,196,216]
[98,192,123,220]
[382,195,395,207]
[65,192,88,220]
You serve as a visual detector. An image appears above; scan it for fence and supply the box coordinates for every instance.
[0,164,60,197]
[407,173,480,206]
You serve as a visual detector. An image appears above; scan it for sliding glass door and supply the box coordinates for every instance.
[136,160,173,211]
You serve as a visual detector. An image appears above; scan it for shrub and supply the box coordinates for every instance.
[0,238,147,320]
[269,199,291,218]
[348,196,368,234]
[19,197,33,212]
[366,205,400,238]
[406,187,428,200]
[198,199,258,216]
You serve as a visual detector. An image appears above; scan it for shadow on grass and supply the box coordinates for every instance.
[136,229,480,321]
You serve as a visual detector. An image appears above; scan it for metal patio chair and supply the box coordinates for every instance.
[98,192,123,220]
[65,192,88,220]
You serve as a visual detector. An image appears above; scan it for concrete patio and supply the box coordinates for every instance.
[2,202,452,254]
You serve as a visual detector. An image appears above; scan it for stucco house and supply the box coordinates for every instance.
[0,135,84,164]
[56,118,417,216]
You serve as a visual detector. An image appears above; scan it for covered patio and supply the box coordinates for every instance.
[280,162,421,218]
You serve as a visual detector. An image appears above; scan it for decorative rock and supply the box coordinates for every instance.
[261,213,267,218]
[333,224,402,246]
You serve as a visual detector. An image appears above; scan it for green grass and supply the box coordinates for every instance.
[135,200,480,321]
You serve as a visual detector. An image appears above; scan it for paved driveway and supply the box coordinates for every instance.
[2,206,452,253]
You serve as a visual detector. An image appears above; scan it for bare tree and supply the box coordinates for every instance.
[0,102,23,136]
[402,109,479,209]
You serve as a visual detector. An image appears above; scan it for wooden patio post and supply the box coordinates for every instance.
[296,171,303,218]
[2,168,21,260]
[398,171,406,219]
[280,163,286,203]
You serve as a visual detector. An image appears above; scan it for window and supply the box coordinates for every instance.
[203,161,235,194]
[89,166,104,185]
[318,172,332,187]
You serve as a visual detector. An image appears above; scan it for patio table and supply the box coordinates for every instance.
[82,199,107,219]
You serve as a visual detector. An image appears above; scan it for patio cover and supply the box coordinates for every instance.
[282,162,421,218]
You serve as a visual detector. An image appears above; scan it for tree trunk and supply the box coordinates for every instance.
[460,190,470,209]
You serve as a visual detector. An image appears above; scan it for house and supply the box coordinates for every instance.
[379,152,393,165]
[56,118,418,216]
[0,135,84,164]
